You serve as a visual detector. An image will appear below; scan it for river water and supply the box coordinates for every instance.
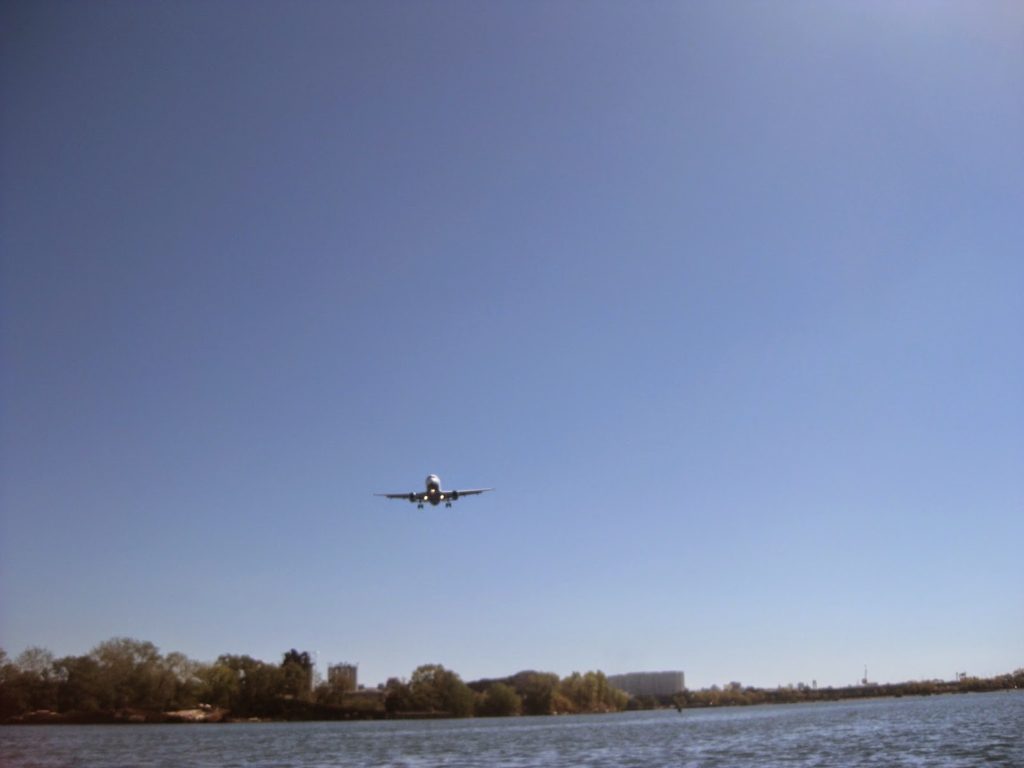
[2,692,1021,767]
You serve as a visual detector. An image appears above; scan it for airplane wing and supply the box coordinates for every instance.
[374,492,427,502]
[452,488,495,497]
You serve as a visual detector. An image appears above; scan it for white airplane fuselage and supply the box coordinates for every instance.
[421,474,450,505]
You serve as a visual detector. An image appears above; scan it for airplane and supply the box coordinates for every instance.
[375,474,494,508]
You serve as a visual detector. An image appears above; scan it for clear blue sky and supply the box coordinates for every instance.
[2,1,1021,690]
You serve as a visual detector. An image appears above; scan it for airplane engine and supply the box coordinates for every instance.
[450,490,459,500]
[408,493,416,502]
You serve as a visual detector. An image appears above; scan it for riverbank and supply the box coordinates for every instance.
[660,672,1023,711]
[5,685,1022,725]
[3,638,1020,725]
[3,702,390,725]
[4,707,232,725]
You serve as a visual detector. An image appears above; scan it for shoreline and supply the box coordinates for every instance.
[5,687,1021,726]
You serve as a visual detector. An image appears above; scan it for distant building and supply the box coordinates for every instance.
[328,663,358,692]
[607,671,685,698]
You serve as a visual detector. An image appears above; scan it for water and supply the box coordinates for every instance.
[2,692,1022,767]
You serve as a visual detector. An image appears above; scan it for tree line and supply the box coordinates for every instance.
[4,638,1020,723]
[0,639,321,721]
[384,666,629,717]
[625,672,1024,711]
[0,638,628,722]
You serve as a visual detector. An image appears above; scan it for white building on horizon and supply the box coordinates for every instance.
[607,671,685,697]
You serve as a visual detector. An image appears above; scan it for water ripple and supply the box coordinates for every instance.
[2,691,1021,767]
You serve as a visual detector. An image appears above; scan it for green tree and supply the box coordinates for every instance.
[89,637,165,710]
[213,654,285,717]
[0,648,35,717]
[477,682,522,716]
[242,662,285,716]
[383,677,412,714]
[54,655,104,713]
[442,672,476,717]
[161,651,201,710]
[408,664,475,717]
[280,649,314,701]
[512,671,560,716]
[409,664,447,711]
[197,660,240,710]
[12,647,59,711]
